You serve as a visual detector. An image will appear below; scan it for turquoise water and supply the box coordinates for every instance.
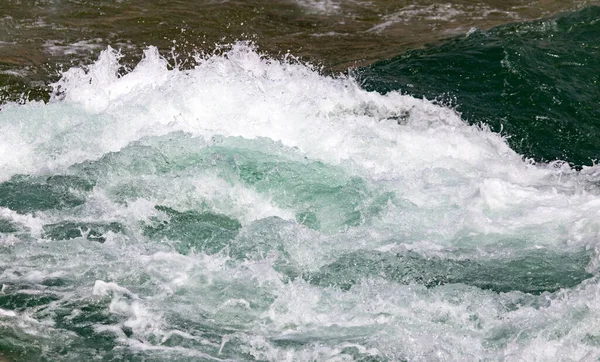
[1,5,600,362]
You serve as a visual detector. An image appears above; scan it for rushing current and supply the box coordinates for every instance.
[2,3,600,362]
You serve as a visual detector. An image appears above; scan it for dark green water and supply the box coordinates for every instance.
[358,6,600,167]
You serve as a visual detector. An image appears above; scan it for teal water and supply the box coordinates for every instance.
[359,6,600,168]
[1,6,600,362]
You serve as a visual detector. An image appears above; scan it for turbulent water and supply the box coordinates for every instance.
[1,2,600,362]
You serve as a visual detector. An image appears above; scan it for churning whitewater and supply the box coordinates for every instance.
[1,44,600,361]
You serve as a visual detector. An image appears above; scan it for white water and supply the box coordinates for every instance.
[0,44,599,361]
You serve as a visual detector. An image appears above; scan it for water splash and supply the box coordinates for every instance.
[0,43,599,361]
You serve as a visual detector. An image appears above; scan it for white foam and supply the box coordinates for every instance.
[93,280,136,297]
[0,308,17,318]
[0,207,45,236]
[293,0,341,14]
[2,43,600,361]
[0,44,535,186]
[41,43,527,185]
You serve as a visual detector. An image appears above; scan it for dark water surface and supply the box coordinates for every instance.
[358,6,600,167]
[0,0,597,102]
